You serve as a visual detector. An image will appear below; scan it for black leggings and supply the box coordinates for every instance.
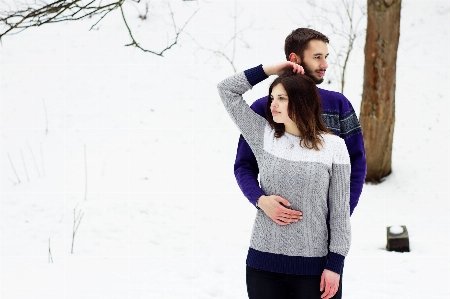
[246,266,321,299]
[246,266,343,299]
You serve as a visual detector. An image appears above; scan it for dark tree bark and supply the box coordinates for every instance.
[360,0,401,183]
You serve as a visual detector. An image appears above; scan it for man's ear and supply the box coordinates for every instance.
[289,53,300,64]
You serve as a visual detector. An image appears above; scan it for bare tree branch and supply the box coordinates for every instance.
[303,0,366,93]
[71,205,84,254]
[121,2,198,56]
[188,0,252,73]
[0,0,199,56]
[1,0,121,37]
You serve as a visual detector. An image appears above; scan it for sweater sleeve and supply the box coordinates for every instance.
[233,97,268,207]
[325,137,352,275]
[339,103,366,215]
[217,70,267,156]
[344,131,366,215]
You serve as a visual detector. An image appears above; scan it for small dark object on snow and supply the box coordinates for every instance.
[386,225,410,252]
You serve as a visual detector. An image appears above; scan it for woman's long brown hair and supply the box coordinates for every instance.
[265,73,330,150]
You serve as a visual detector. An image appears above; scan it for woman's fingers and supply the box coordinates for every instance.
[321,280,336,299]
[320,285,332,299]
[320,270,340,299]
[320,274,325,292]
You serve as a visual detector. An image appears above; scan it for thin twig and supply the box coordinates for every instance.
[42,98,49,135]
[84,144,87,201]
[7,153,21,184]
[71,207,84,254]
[28,142,41,178]
[40,143,45,177]
[48,238,53,263]
[20,149,30,182]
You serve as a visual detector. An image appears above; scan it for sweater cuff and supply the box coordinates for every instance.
[244,64,268,86]
[250,189,266,209]
[325,252,345,275]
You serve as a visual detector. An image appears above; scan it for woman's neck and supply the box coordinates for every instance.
[284,122,301,137]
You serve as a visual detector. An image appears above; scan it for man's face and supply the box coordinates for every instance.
[299,40,329,84]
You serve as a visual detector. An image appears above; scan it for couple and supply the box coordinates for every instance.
[217,28,366,299]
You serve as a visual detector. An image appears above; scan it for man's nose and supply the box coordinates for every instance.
[321,59,328,69]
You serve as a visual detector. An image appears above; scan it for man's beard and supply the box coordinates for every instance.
[301,63,325,85]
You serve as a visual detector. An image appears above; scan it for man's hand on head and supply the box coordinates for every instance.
[262,62,305,77]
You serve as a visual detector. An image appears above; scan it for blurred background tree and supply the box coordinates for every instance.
[360,0,402,183]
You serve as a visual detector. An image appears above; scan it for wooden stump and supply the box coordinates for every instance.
[386,225,410,252]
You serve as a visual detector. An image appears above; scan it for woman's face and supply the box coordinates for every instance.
[270,84,294,125]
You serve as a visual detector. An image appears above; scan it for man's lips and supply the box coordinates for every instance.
[316,70,326,77]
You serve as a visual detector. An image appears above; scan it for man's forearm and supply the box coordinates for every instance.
[345,132,367,215]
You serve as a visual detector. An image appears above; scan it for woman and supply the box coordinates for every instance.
[217,62,351,299]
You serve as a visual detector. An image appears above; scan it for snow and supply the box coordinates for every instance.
[1,0,449,298]
[388,226,404,235]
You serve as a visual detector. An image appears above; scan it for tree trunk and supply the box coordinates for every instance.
[360,0,401,183]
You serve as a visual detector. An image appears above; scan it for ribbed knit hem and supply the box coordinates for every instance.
[244,65,268,86]
[325,252,345,275]
[246,248,327,275]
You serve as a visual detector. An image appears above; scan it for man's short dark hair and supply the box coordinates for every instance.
[284,28,330,61]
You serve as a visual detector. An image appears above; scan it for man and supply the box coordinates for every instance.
[234,28,367,298]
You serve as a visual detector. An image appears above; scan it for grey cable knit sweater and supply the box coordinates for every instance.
[217,68,351,275]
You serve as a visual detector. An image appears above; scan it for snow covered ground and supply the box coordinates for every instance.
[1,1,449,298]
